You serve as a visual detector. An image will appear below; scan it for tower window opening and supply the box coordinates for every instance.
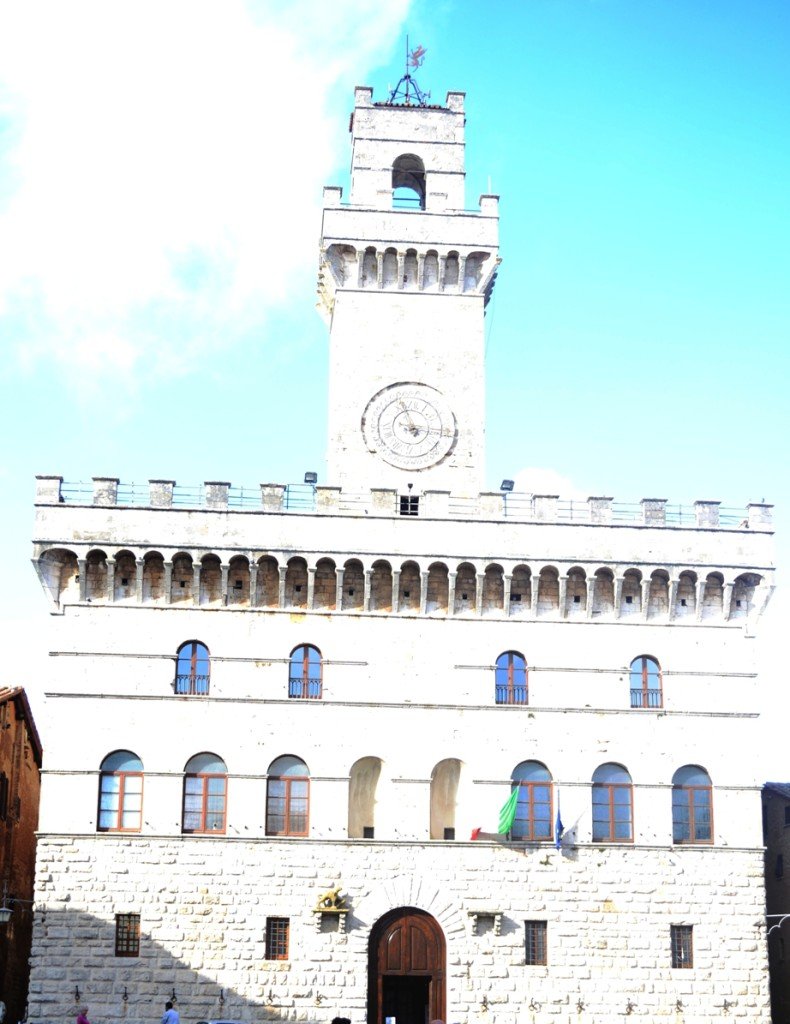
[392,153,426,210]
[625,595,633,604]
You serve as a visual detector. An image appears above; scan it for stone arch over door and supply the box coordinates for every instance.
[368,907,446,1024]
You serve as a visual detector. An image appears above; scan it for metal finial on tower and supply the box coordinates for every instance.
[387,38,431,106]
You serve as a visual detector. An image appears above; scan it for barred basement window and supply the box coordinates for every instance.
[115,913,141,957]
[525,920,547,965]
[266,917,290,960]
[671,925,693,968]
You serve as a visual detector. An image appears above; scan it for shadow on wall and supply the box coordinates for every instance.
[28,906,346,1024]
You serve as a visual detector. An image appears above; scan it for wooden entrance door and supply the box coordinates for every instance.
[368,908,446,1024]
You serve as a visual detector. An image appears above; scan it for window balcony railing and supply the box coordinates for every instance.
[495,684,528,705]
[288,678,322,700]
[175,674,210,695]
[630,688,663,709]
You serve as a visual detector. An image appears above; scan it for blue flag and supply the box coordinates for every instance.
[555,801,564,850]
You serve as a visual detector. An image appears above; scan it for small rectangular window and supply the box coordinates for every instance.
[399,495,419,517]
[266,917,290,960]
[443,827,455,841]
[777,854,784,879]
[525,920,547,966]
[115,913,141,957]
[363,826,375,839]
[511,593,521,602]
[784,805,790,827]
[671,925,693,968]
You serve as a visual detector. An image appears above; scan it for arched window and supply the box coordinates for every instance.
[629,655,662,708]
[175,641,210,695]
[392,153,426,209]
[98,751,143,832]
[266,756,309,836]
[672,765,713,844]
[511,761,552,841]
[288,645,322,699]
[182,753,227,834]
[592,763,633,842]
[495,651,528,705]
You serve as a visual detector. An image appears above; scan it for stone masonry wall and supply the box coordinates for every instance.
[30,836,769,1024]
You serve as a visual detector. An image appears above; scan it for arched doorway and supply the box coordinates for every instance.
[368,907,446,1024]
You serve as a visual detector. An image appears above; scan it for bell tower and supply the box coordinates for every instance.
[317,85,499,497]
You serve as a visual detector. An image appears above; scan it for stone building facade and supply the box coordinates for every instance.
[28,84,775,1024]
[0,688,43,1024]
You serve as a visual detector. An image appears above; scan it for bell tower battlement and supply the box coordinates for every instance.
[318,86,500,498]
[348,85,467,211]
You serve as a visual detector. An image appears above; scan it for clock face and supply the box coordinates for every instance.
[362,383,457,469]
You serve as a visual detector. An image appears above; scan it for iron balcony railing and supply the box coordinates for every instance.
[174,674,210,696]
[494,684,529,705]
[630,688,663,709]
[288,677,322,700]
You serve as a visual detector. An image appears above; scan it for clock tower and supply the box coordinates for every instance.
[317,85,500,497]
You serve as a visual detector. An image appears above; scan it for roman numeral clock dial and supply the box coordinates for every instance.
[362,383,458,470]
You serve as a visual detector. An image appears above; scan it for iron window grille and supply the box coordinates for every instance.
[525,920,548,965]
[115,913,141,957]
[671,925,693,969]
[266,917,290,960]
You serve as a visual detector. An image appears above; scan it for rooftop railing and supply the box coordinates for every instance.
[36,477,772,531]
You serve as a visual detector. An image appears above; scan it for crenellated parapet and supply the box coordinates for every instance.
[32,476,774,624]
[317,229,500,320]
[34,476,775,531]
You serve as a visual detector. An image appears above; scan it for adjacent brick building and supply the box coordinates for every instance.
[0,689,42,1024]
[27,82,775,1024]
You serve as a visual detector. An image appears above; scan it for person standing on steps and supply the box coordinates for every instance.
[76,1007,90,1024]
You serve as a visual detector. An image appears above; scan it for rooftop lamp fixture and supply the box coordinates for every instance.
[500,479,514,492]
[304,472,318,485]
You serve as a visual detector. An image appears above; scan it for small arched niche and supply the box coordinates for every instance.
[430,759,462,840]
[348,756,382,839]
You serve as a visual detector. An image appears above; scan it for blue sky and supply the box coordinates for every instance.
[1,1,788,762]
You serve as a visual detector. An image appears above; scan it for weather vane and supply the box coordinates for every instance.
[388,37,431,106]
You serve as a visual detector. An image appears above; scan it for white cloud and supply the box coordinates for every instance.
[0,0,411,388]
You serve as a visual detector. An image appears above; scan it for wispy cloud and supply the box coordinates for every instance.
[0,0,410,390]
